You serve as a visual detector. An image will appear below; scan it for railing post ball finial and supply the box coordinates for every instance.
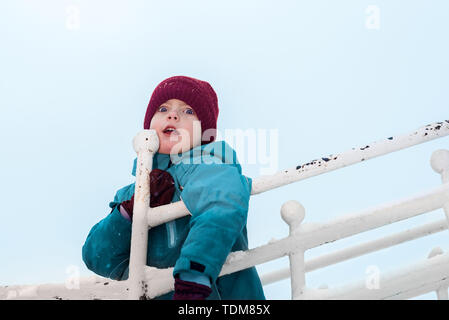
[281,200,305,232]
[430,149,449,175]
[133,129,160,154]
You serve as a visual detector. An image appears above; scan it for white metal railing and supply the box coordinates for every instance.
[135,169,449,299]
[1,120,448,300]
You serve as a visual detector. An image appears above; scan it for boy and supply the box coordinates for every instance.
[82,75,265,300]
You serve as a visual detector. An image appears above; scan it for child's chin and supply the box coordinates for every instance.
[159,143,190,155]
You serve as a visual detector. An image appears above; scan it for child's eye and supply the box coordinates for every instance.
[184,108,194,115]
[158,106,168,112]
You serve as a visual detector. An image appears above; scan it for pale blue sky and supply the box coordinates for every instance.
[0,0,448,299]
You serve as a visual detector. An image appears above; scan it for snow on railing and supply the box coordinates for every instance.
[1,120,448,300]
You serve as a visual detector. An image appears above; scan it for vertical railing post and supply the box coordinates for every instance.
[430,149,449,225]
[430,150,449,300]
[128,130,159,300]
[281,200,306,300]
[427,247,448,300]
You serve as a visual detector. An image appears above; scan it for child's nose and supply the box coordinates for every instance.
[167,111,179,121]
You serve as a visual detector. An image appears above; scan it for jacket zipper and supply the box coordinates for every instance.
[167,221,176,248]
[166,168,178,248]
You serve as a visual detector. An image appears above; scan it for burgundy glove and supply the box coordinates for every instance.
[120,194,135,219]
[120,169,175,220]
[172,278,212,300]
[149,168,175,208]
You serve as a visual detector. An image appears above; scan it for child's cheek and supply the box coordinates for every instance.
[149,114,165,130]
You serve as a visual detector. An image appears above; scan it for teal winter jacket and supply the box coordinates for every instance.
[82,141,265,300]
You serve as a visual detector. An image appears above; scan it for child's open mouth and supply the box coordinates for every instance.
[162,126,179,136]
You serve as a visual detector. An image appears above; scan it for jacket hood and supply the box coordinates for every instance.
[132,140,240,176]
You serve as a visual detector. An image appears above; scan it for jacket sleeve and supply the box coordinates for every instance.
[173,163,251,282]
[82,184,134,280]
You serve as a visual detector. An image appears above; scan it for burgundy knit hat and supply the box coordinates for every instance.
[144,76,219,144]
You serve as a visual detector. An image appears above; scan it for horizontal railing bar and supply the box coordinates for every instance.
[385,279,449,300]
[145,206,449,298]
[252,120,449,194]
[218,183,449,278]
[260,219,448,285]
[300,184,449,249]
[308,218,447,271]
[302,252,449,300]
[147,201,189,227]
[6,246,447,300]
[0,276,128,300]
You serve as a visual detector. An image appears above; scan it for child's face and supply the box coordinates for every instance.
[149,99,202,154]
